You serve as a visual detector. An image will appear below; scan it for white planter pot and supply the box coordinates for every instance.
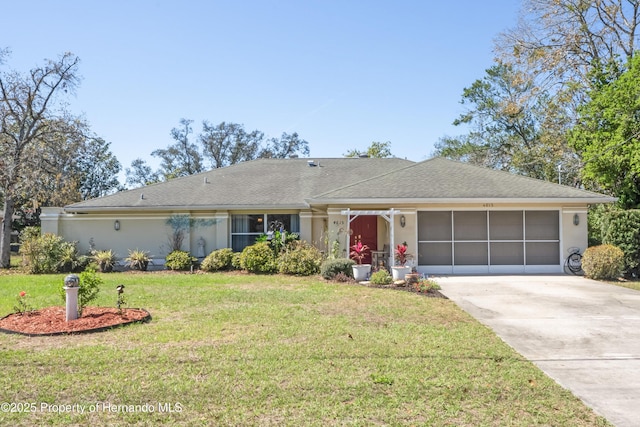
[352,264,371,281]
[392,266,411,281]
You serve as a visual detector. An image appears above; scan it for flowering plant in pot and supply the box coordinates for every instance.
[392,242,413,281]
[350,241,370,264]
[350,241,371,281]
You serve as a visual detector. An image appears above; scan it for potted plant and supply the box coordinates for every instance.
[125,249,152,271]
[392,242,412,281]
[350,241,371,281]
[93,249,117,273]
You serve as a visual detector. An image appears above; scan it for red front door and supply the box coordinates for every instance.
[350,215,377,265]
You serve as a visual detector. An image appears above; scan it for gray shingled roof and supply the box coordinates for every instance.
[65,157,415,211]
[65,157,614,212]
[310,157,615,203]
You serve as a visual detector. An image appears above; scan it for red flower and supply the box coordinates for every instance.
[19,291,26,298]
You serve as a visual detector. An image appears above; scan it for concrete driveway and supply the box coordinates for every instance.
[437,274,640,427]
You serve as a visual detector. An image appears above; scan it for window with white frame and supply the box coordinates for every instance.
[231,214,300,252]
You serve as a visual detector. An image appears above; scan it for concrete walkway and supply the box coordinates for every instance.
[437,274,640,427]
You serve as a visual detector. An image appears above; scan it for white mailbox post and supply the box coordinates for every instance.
[63,274,80,321]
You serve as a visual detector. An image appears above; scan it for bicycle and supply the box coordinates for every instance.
[565,247,583,275]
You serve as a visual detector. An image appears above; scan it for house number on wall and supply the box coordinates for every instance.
[482,203,494,208]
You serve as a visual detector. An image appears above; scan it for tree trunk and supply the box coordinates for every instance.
[0,197,15,268]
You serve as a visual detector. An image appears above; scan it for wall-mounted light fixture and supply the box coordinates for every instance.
[114,220,120,231]
[573,214,580,226]
[400,215,406,228]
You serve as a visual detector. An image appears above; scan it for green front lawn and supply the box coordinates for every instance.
[0,272,610,426]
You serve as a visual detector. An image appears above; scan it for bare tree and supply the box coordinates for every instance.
[496,0,640,91]
[0,52,82,268]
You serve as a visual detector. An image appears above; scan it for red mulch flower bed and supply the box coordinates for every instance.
[0,306,150,336]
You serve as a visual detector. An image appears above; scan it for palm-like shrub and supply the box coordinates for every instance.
[93,250,117,273]
[125,249,152,271]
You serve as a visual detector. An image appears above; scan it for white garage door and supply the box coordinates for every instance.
[417,210,561,274]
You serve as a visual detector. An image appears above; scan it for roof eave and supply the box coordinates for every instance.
[307,197,618,205]
[64,203,310,214]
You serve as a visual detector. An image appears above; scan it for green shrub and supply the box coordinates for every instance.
[239,242,277,274]
[582,244,625,280]
[231,252,242,270]
[78,267,102,316]
[277,241,323,276]
[413,278,441,293]
[320,258,355,280]
[19,232,67,274]
[58,266,102,317]
[601,209,640,277]
[370,269,393,285]
[201,248,234,272]
[165,250,196,271]
[20,226,41,242]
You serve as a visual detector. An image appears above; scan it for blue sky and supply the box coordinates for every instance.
[2,0,520,174]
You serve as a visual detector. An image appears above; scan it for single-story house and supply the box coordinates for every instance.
[41,157,615,274]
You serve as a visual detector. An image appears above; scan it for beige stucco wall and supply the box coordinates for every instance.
[41,208,220,264]
[561,207,588,256]
[43,201,596,272]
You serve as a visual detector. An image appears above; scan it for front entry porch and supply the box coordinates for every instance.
[341,208,408,269]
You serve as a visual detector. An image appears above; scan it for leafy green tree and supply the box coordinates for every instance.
[0,52,83,268]
[125,158,161,188]
[199,121,264,168]
[344,141,393,158]
[131,120,311,184]
[76,137,123,199]
[152,118,204,179]
[569,55,640,208]
[260,132,310,159]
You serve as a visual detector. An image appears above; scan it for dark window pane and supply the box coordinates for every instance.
[232,214,264,233]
